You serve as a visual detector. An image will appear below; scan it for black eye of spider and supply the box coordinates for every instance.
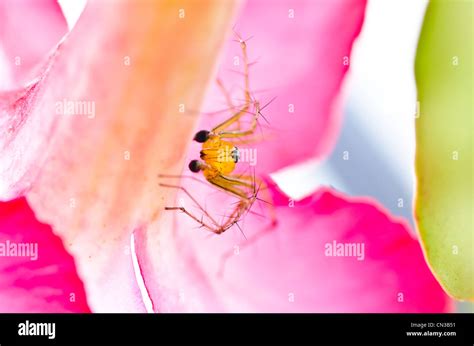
[188,160,201,173]
[193,130,210,143]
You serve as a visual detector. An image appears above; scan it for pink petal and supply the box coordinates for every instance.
[0,197,90,312]
[8,0,238,311]
[136,181,452,312]
[0,0,67,88]
[0,0,68,199]
[197,0,367,173]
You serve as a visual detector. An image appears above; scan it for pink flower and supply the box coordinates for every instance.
[0,197,90,312]
[0,0,452,312]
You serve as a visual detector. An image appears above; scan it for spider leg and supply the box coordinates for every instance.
[216,77,247,130]
[208,174,254,199]
[159,183,220,229]
[164,206,225,234]
[158,170,276,234]
[216,78,236,110]
[220,171,277,226]
[212,33,252,133]
[159,175,255,234]
[201,172,261,232]
[218,95,277,138]
[217,102,260,138]
[158,174,210,188]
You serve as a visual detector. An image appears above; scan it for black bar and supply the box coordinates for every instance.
[0,313,472,345]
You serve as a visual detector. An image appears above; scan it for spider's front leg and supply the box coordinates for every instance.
[159,182,222,233]
[208,172,276,229]
[212,32,254,134]
[158,176,253,235]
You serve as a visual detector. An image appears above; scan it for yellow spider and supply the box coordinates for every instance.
[159,32,273,234]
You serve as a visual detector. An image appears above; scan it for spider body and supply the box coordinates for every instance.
[194,132,239,178]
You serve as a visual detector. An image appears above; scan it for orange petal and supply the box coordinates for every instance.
[21,0,237,311]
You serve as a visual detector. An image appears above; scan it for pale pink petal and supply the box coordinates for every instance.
[198,0,367,173]
[0,197,90,312]
[0,0,67,88]
[0,0,68,199]
[136,180,452,312]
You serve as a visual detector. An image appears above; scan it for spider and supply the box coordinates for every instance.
[159,31,273,235]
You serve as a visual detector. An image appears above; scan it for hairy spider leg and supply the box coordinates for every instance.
[160,172,259,234]
[212,32,252,134]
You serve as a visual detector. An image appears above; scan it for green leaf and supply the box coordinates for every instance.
[415,0,473,300]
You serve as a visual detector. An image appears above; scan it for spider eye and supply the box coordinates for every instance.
[193,130,210,143]
[188,160,201,173]
[231,147,240,163]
